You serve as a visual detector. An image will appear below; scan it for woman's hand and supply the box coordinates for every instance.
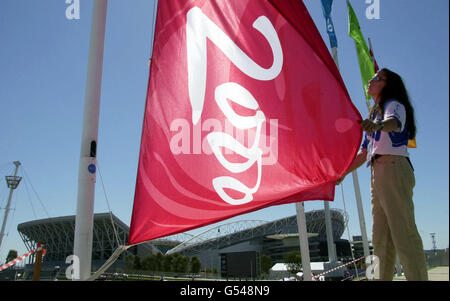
[336,149,368,185]
[361,119,383,134]
[336,174,346,185]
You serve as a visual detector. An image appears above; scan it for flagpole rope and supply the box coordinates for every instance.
[21,166,51,218]
[313,255,365,280]
[88,245,130,281]
[96,162,121,248]
[311,183,364,281]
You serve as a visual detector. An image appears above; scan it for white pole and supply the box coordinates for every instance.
[0,161,21,251]
[331,45,370,261]
[73,0,108,281]
[321,46,340,264]
[331,47,339,68]
[323,201,337,262]
[351,170,370,259]
[296,202,312,281]
[395,255,402,276]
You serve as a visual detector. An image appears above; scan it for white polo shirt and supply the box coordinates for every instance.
[361,100,410,161]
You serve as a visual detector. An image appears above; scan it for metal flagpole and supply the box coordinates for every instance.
[73,0,108,281]
[324,0,371,260]
[323,201,337,262]
[345,0,372,260]
[296,202,312,281]
[321,0,339,265]
[331,44,371,261]
[332,44,371,260]
[351,170,370,259]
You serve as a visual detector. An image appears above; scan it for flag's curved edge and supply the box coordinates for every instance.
[126,0,162,250]
[91,179,332,279]
[267,0,363,185]
[126,180,336,246]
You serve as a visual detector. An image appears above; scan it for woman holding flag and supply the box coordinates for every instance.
[337,68,428,281]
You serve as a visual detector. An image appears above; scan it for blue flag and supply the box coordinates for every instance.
[321,0,338,48]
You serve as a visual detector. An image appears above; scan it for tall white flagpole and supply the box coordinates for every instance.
[73,0,108,281]
[323,201,337,262]
[321,46,340,265]
[351,170,370,259]
[332,44,371,260]
[296,202,312,281]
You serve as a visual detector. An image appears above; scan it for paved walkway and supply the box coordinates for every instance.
[393,266,449,281]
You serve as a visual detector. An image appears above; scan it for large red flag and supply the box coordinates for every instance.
[128,0,362,245]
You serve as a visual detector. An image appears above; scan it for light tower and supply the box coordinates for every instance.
[430,233,437,253]
[0,161,22,250]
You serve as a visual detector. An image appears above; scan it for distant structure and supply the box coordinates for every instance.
[17,209,353,278]
[0,161,22,251]
[430,233,437,253]
[167,209,353,278]
[351,235,374,259]
[16,213,181,270]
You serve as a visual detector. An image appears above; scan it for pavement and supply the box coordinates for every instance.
[393,266,449,281]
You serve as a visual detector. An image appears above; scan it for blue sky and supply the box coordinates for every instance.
[0,0,448,263]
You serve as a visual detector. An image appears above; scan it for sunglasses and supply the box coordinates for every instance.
[371,75,386,82]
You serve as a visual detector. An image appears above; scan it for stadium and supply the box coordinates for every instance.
[15,208,353,278]
[17,213,163,271]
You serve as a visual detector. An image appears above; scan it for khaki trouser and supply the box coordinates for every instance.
[371,155,428,281]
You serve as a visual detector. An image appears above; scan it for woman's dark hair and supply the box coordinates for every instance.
[369,68,416,139]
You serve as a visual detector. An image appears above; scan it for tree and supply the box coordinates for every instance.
[142,254,157,271]
[181,256,190,273]
[172,254,189,273]
[154,252,163,271]
[284,251,302,276]
[260,254,273,275]
[171,253,181,272]
[133,255,142,270]
[190,256,201,274]
[5,250,18,263]
[125,254,135,270]
[163,254,173,272]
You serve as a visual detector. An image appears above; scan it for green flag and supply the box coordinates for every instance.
[347,0,374,110]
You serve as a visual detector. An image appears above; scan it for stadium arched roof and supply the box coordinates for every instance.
[17,208,347,262]
[167,208,347,255]
[17,213,171,263]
